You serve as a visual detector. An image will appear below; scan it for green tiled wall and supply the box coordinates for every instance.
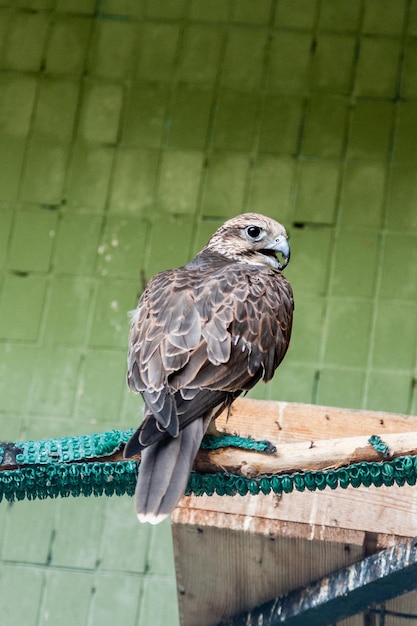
[1,1,417,624]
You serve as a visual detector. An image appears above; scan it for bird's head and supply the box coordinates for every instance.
[205,213,291,271]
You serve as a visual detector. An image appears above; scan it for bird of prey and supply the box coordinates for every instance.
[124,213,294,524]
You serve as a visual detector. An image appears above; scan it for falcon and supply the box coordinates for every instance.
[124,213,294,524]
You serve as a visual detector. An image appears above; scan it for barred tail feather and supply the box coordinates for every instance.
[135,419,206,524]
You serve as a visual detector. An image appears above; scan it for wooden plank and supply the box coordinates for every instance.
[215,399,417,444]
[177,482,417,539]
[174,487,414,625]
[194,430,417,475]
[2,399,414,472]
[173,400,417,626]
[6,427,417,477]
[216,538,417,626]
[181,399,417,539]
[172,511,365,626]
[172,508,407,626]
[172,508,367,545]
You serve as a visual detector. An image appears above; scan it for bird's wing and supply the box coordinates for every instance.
[170,263,293,390]
[127,267,201,393]
[127,260,293,442]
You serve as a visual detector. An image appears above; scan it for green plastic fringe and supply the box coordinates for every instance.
[201,434,276,453]
[368,434,390,456]
[0,430,416,503]
[12,430,134,465]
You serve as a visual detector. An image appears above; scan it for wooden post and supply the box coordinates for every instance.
[172,399,417,626]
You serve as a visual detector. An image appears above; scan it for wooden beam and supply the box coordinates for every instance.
[4,429,417,476]
[214,399,417,444]
[193,431,417,476]
[2,396,417,479]
[2,429,416,478]
[178,482,417,539]
[172,401,417,626]
[172,512,366,626]
[217,538,417,626]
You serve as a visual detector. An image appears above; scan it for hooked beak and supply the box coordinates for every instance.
[264,235,290,271]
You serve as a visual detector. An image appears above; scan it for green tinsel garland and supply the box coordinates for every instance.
[0,430,415,503]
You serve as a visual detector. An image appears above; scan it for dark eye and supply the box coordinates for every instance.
[245,225,263,240]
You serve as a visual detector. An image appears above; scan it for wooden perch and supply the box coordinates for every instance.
[192,431,417,477]
[2,399,417,478]
[2,430,417,478]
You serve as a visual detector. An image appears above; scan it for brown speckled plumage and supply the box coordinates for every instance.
[124,213,294,523]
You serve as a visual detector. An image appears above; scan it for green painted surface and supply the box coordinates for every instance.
[68,144,114,209]
[330,231,379,298]
[42,277,92,344]
[45,16,92,75]
[4,12,49,72]
[136,23,180,82]
[0,137,26,200]
[0,566,44,626]
[21,140,69,204]
[248,156,294,218]
[0,275,47,340]
[259,95,303,154]
[0,75,37,136]
[53,214,103,273]
[340,162,385,227]
[0,209,13,267]
[0,2,417,625]
[324,300,373,367]
[75,349,127,422]
[7,210,57,272]
[158,151,204,214]
[317,367,366,410]
[88,572,142,626]
[109,147,160,212]
[79,81,124,144]
[29,347,81,416]
[41,569,94,625]
[348,101,393,160]
[311,35,355,93]
[168,85,213,149]
[122,82,168,147]
[2,499,56,563]
[201,153,249,217]
[180,25,223,83]
[50,498,103,569]
[294,159,340,224]
[33,79,79,141]
[302,95,348,157]
[0,344,37,413]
